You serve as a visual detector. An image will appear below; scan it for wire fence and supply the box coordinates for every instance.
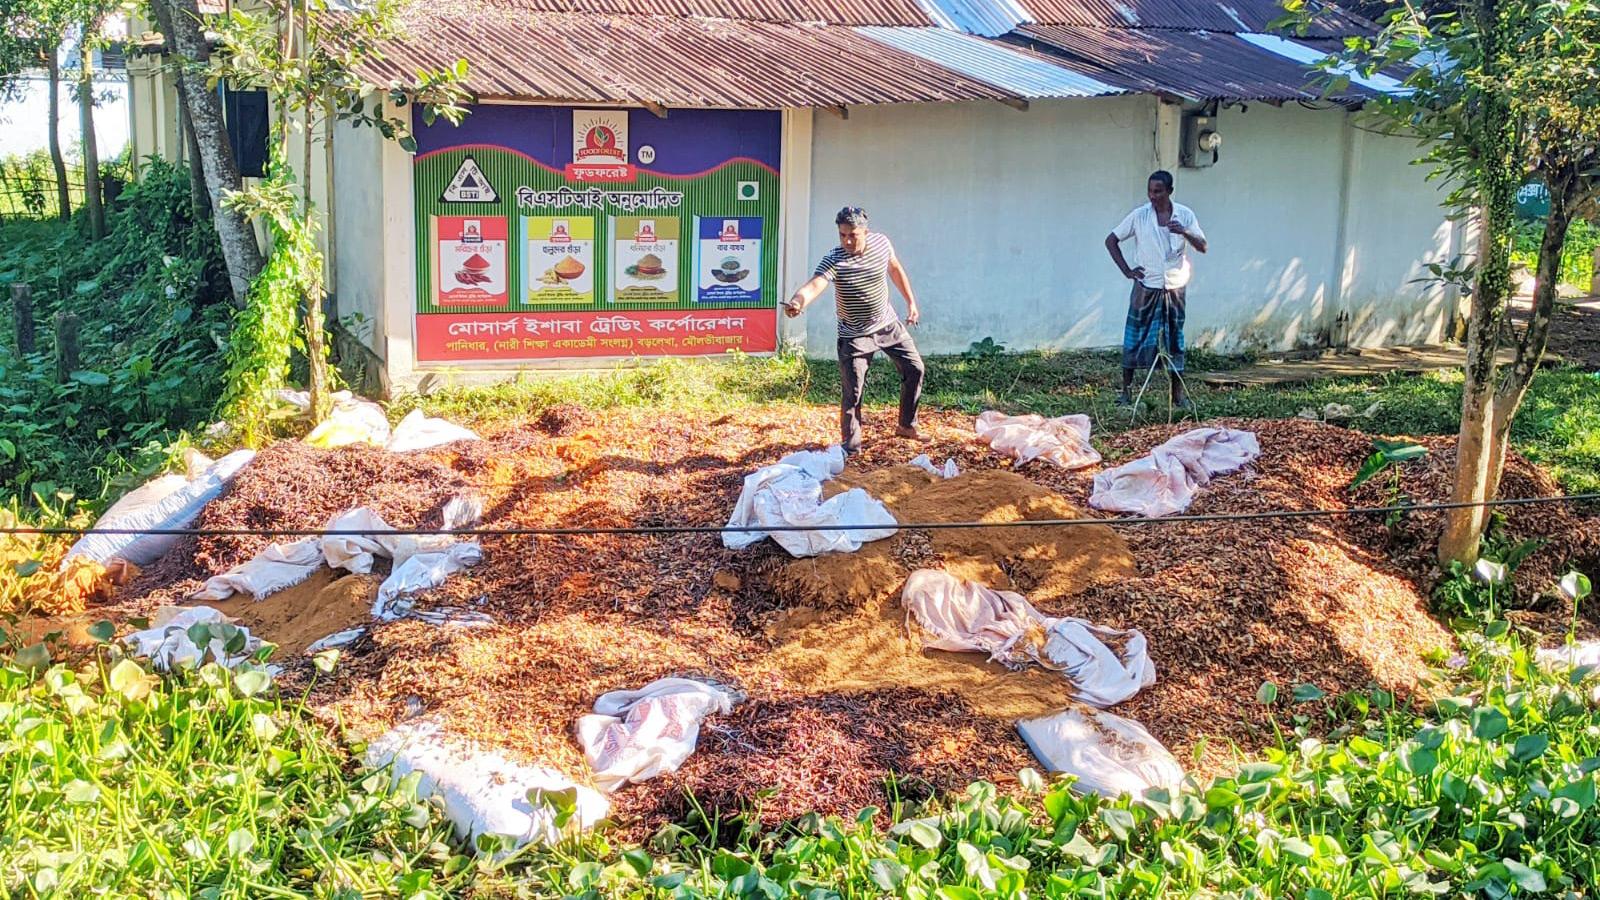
[0,154,132,220]
[5,491,1597,538]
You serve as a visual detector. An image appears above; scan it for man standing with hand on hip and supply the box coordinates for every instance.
[784,206,926,454]
[1104,170,1208,409]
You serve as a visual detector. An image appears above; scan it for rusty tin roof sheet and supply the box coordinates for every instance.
[367,11,1027,107]
[1009,24,1380,101]
[1017,0,1372,37]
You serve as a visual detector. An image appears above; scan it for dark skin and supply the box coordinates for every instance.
[1104,178,1207,405]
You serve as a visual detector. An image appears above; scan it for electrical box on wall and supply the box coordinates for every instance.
[1181,114,1221,168]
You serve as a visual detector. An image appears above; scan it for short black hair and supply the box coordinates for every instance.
[1149,170,1175,191]
[835,206,869,227]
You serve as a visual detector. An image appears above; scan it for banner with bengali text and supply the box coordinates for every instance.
[416,309,778,363]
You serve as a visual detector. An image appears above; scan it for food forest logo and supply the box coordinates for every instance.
[568,111,635,182]
[461,220,483,243]
[634,220,658,244]
[719,220,741,242]
[549,220,573,244]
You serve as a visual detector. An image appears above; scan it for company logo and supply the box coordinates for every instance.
[567,110,636,182]
[461,219,483,243]
[718,220,741,242]
[635,221,658,244]
[575,124,621,162]
[550,220,572,244]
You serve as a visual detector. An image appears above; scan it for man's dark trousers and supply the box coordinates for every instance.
[837,320,924,453]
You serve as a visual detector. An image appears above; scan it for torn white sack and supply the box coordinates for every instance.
[1017,707,1185,799]
[1089,427,1260,517]
[975,411,1102,470]
[576,677,739,792]
[909,454,960,479]
[62,450,256,569]
[723,445,897,557]
[304,397,392,449]
[192,537,324,602]
[387,409,483,453]
[122,606,262,672]
[366,718,609,854]
[373,543,485,621]
[902,569,1155,708]
[192,504,483,613]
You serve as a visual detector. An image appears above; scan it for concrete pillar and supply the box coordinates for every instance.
[1153,99,1181,173]
[378,97,418,390]
[778,107,815,351]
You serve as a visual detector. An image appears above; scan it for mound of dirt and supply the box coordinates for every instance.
[769,468,1136,609]
[193,568,379,657]
[92,407,1517,832]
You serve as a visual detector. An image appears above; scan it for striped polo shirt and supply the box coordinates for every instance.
[814,232,898,338]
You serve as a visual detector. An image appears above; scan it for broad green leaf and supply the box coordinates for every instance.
[1512,734,1550,763]
[1292,683,1327,703]
[1256,681,1279,705]
[1472,707,1509,741]
[1018,767,1046,794]
[937,887,983,900]
[1281,837,1316,862]
[13,642,50,672]
[905,820,941,850]
[1042,787,1072,823]
[63,779,100,804]
[1404,747,1438,777]
[108,659,151,702]
[226,828,256,858]
[1238,762,1283,783]
[87,620,115,643]
[1100,808,1136,842]
[867,858,906,891]
[234,669,271,698]
[1501,859,1546,892]
[69,370,110,387]
[622,849,653,876]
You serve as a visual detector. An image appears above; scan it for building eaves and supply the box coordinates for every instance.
[1008,24,1384,103]
[857,25,1126,99]
[362,11,1026,108]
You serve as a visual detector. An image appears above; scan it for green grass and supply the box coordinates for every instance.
[6,611,1599,898]
[403,350,1600,494]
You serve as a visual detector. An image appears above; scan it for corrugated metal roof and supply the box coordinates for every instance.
[858,25,1125,97]
[435,0,937,26]
[913,0,1029,37]
[1016,0,1371,37]
[1010,24,1380,101]
[1237,31,1407,94]
[365,11,1022,107]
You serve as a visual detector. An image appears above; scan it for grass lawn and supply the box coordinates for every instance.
[400,350,1600,494]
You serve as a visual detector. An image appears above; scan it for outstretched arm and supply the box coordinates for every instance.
[887,256,920,325]
[783,275,829,318]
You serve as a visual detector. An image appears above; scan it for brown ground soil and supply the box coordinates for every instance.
[76,406,1595,833]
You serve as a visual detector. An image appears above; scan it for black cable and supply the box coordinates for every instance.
[4,492,1597,537]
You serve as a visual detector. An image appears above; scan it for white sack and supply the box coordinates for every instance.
[575,677,738,792]
[909,454,960,479]
[366,718,609,854]
[374,543,485,621]
[1017,707,1184,799]
[902,569,1155,708]
[723,445,897,557]
[304,397,392,449]
[63,450,256,569]
[122,606,262,672]
[1536,640,1600,671]
[387,409,482,453]
[192,537,324,601]
[1090,427,1260,517]
[306,627,367,654]
[975,411,1102,470]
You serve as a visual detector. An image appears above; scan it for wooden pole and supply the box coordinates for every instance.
[11,284,35,356]
[54,312,80,383]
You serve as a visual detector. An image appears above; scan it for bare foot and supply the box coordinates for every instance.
[894,425,929,441]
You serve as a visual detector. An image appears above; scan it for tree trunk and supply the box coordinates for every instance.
[45,46,71,222]
[147,0,213,218]
[155,0,265,306]
[77,28,106,240]
[11,284,35,357]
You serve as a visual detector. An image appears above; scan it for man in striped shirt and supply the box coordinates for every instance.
[784,206,925,453]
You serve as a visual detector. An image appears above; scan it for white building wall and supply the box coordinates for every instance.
[805,96,1156,356]
[332,98,415,374]
[803,98,1458,357]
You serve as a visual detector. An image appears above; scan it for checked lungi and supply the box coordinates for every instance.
[1122,283,1186,372]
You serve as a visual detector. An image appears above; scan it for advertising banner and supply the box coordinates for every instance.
[693,216,762,304]
[524,216,596,305]
[412,106,780,364]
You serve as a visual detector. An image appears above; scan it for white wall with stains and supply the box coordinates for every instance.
[803,97,1461,358]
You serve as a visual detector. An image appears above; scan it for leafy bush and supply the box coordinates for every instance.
[0,157,230,502]
[1513,218,1599,290]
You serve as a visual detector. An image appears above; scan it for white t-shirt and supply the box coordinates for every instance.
[1112,202,1205,290]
